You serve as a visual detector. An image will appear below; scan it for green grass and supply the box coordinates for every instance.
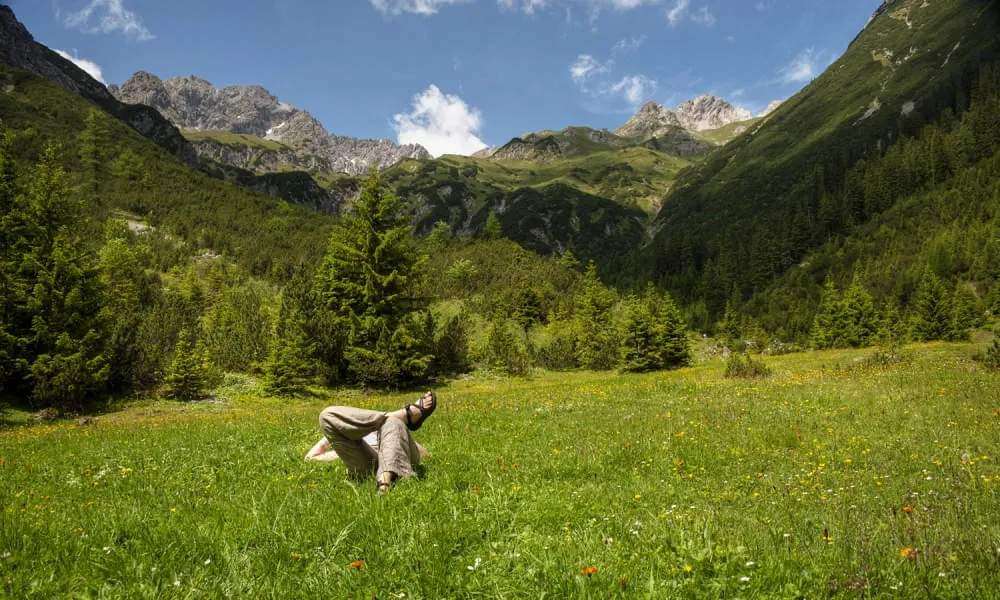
[181,129,289,152]
[694,119,761,146]
[388,146,689,216]
[2,343,999,598]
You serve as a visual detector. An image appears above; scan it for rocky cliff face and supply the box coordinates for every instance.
[110,72,431,175]
[616,101,684,139]
[618,95,756,139]
[0,6,195,165]
[674,94,754,131]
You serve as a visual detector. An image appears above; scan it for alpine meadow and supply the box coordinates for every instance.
[1,0,999,598]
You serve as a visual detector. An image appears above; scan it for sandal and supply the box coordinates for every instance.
[404,390,437,431]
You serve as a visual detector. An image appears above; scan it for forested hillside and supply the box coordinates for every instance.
[640,0,1000,338]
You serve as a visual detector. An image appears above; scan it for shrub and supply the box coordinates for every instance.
[532,319,577,370]
[482,317,531,376]
[724,353,772,379]
[980,337,1000,370]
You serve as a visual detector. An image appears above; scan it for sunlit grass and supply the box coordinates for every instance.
[1,342,998,598]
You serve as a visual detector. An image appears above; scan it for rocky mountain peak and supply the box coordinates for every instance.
[674,94,753,131]
[616,101,682,138]
[111,73,430,174]
[0,4,111,102]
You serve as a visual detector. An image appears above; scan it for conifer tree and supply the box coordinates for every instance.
[810,275,842,349]
[950,282,979,339]
[911,270,953,341]
[655,288,692,368]
[573,262,617,370]
[165,328,207,400]
[312,169,430,387]
[263,294,316,396]
[482,211,502,240]
[619,293,659,372]
[9,145,109,410]
[841,278,879,347]
[719,284,743,345]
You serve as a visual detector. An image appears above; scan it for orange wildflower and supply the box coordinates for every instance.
[899,547,915,558]
[349,559,365,569]
[580,566,598,577]
[903,505,913,514]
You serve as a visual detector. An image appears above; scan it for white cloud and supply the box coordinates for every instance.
[780,48,819,84]
[378,0,660,17]
[370,0,470,15]
[570,54,609,84]
[667,0,690,26]
[53,49,106,85]
[497,0,547,14]
[691,6,715,26]
[609,74,657,106]
[612,34,647,55]
[393,85,487,157]
[62,0,154,42]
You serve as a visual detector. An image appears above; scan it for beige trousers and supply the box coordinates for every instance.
[318,406,420,480]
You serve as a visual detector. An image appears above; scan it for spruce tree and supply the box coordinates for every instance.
[950,282,979,339]
[719,284,743,345]
[841,278,879,347]
[263,295,316,397]
[572,262,617,370]
[810,275,842,349]
[482,211,502,240]
[312,169,430,387]
[655,288,692,369]
[165,329,207,400]
[911,270,953,341]
[11,145,108,411]
[619,294,659,372]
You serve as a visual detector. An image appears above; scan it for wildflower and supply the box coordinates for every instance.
[580,566,598,576]
[739,576,751,583]
[745,561,755,567]
[683,565,693,573]
[899,547,915,558]
[204,559,211,566]
[151,567,157,573]
[349,559,364,569]
[634,494,641,500]
[467,557,481,571]
[173,580,181,587]
[903,505,913,514]
[1,552,9,559]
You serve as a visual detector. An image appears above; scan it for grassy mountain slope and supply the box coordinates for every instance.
[646,0,1000,305]
[0,62,332,279]
[372,147,689,264]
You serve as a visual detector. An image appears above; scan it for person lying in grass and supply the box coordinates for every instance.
[305,391,437,494]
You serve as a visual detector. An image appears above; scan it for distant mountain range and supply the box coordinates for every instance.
[109,73,431,176]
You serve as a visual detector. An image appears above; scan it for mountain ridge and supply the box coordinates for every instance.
[110,71,431,176]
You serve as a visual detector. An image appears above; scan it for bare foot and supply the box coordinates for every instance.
[388,391,438,430]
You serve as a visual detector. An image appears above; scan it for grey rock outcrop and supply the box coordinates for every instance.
[110,72,431,175]
[617,95,754,138]
[617,101,684,138]
[674,94,753,131]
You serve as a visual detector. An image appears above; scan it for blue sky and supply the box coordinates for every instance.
[12,0,881,156]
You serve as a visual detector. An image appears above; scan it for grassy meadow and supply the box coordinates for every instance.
[1,342,998,598]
